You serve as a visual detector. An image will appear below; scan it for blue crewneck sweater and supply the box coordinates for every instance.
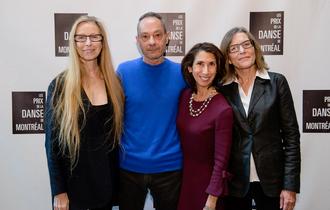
[117,57,186,173]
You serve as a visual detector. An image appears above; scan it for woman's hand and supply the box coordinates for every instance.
[204,194,217,210]
[280,190,296,210]
[203,206,216,210]
[53,192,69,210]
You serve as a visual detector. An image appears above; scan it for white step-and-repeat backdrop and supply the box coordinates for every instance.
[1,0,329,209]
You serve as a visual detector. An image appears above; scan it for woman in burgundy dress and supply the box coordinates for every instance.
[177,42,233,210]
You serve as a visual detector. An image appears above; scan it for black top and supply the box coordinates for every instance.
[45,78,118,208]
[68,103,116,208]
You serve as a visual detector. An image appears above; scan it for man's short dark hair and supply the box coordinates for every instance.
[137,11,167,34]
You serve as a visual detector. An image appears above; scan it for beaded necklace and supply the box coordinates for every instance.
[189,93,214,117]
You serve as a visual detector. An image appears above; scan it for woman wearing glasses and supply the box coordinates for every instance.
[218,27,300,210]
[45,16,124,210]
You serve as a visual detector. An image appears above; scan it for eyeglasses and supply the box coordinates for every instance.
[229,40,253,54]
[138,32,165,42]
[74,34,103,42]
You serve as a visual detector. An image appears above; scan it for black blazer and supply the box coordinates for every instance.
[219,71,300,197]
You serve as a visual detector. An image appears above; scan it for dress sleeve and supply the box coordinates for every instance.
[206,100,233,197]
[45,79,67,197]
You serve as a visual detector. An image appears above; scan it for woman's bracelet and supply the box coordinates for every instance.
[203,206,215,210]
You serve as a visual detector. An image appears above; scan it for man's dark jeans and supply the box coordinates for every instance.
[119,169,182,210]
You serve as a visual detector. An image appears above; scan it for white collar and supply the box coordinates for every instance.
[223,69,270,85]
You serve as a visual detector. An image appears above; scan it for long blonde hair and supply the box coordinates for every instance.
[52,16,124,169]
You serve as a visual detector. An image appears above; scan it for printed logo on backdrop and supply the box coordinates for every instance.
[12,92,45,134]
[303,90,330,133]
[55,13,88,57]
[159,13,185,56]
[250,11,284,55]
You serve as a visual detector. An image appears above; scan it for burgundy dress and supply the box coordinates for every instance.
[177,89,233,210]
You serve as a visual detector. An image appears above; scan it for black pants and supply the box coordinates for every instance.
[224,182,280,210]
[119,169,181,210]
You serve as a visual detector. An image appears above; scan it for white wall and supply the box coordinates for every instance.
[1,0,329,209]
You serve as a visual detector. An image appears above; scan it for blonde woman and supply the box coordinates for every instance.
[45,16,124,210]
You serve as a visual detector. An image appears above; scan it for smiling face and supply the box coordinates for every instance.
[188,50,217,91]
[136,17,169,65]
[228,32,256,71]
[74,21,103,62]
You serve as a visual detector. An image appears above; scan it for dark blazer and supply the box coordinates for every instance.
[219,71,300,197]
[45,76,119,208]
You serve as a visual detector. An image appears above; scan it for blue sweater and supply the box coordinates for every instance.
[117,57,186,173]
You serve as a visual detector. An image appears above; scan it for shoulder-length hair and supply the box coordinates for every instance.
[181,42,225,92]
[220,27,269,82]
[52,16,124,169]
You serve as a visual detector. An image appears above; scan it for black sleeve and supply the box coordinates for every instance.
[45,78,67,197]
[277,74,301,193]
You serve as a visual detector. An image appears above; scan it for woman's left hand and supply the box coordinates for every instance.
[204,194,217,210]
[280,190,296,210]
